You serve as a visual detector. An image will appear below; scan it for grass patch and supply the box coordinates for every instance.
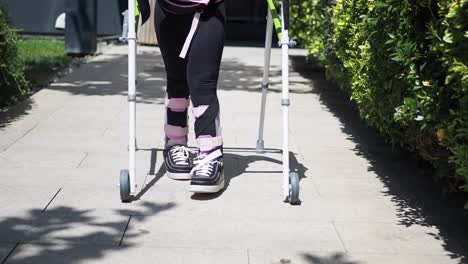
[17,38,71,86]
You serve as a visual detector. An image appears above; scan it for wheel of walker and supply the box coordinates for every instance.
[288,172,300,205]
[120,169,131,202]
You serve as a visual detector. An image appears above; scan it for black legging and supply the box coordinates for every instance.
[154,1,225,153]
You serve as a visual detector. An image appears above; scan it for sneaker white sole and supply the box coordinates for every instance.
[166,171,191,180]
[190,178,225,193]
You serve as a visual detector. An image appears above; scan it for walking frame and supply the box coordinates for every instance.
[119,0,300,205]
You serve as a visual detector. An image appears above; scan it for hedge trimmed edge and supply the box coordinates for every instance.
[291,0,467,204]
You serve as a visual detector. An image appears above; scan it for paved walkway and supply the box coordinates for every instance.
[0,44,467,264]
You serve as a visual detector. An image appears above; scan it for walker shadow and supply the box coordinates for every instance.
[301,252,360,264]
[125,145,307,202]
[191,148,307,201]
[290,55,468,262]
[133,148,167,201]
[0,202,176,263]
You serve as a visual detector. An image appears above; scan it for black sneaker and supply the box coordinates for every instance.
[164,145,192,180]
[190,149,224,193]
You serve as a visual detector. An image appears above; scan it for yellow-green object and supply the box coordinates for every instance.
[135,1,140,16]
[267,0,282,40]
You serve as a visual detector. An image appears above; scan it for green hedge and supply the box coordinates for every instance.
[0,9,28,107]
[291,0,468,199]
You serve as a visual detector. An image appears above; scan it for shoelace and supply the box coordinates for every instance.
[190,149,222,177]
[169,145,191,165]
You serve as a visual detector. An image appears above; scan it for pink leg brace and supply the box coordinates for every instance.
[165,97,190,148]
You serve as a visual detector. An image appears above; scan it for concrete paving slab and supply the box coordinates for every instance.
[0,210,128,246]
[43,185,177,213]
[249,250,356,264]
[334,221,465,255]
[123,215,344,252]
[6,244,248,264]
[146,191,400,223]
[0,167,63,187]
[49,173,401,223]
[349,253,464,264]
[0,90,74,152]
[249,249,463,264]
[1,147,87,169]
[299,159,373,180]
[311,177,389,198]
[5,133,108,154]
[0,185,60,214]
[0,167,112,189]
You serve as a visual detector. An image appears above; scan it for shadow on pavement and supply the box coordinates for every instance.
[290,55,468,263]
[301,252,360,264]
[0,45,305,137]
[191,149,308,201]
[128,145,309,202]
[133,148,167,201]
[0,98,33,131]
[0,202,176,263]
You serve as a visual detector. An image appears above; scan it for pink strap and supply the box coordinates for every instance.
[165,124,188,137]
[165,98,190,112]
[166,138,188,148]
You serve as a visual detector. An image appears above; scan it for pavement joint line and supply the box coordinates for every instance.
[42,188,62,213]
[100,128,109,137]
[75,152,89,168]
[247,248,251,264]
[119,215,132,247]
[332,221,348,253]
[1,243,19,264]
[1,122,40,153]
[309,178,323,197]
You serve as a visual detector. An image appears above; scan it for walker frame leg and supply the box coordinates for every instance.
[280,0,290,199]
[128,0,137,196]
[120,0,137,202]
[256,10,274,154]
[279,0,300,204]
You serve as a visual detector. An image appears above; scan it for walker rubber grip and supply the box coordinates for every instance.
[267,0,282,40]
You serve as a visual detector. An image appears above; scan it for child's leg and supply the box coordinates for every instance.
[154,3,193,148]
[186,2,226,192]
[187,2,226,155]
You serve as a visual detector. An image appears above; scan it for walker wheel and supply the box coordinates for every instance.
[120,169,131,202]
[288,172,300,205]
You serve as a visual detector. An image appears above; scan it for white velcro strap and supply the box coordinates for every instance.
[179,12,201,59]
[197,136,223,152]
[192,105,209,118]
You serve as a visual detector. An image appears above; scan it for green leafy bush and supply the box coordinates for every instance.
[291,0,348,88]
[291,0,468,195]
[0,9,28,106]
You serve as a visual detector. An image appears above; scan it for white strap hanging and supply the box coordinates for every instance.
[179,12,201,59]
